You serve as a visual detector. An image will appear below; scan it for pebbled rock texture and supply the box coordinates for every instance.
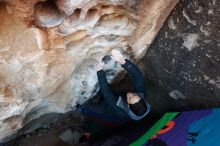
[0,0,178,141]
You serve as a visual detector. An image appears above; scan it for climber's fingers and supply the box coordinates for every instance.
[111,49,125,64]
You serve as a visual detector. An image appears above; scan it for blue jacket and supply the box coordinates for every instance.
[97,59,151,120]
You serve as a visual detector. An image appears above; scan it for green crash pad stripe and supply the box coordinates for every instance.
[130,112,179,146]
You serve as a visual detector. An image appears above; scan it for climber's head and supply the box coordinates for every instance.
[126,92,148,116]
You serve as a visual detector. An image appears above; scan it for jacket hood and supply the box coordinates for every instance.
[116,93,151,120]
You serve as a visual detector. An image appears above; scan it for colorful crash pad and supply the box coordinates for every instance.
[130,108,220,146]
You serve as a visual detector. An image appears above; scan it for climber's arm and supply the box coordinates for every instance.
[111,50,145,94]
[97,70,118,105]
[121,59,145,94]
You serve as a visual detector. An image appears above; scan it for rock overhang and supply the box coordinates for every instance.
[0,0,179,142]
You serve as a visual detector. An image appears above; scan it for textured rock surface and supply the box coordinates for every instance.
[145,0,220,109]
[0,0,179,141]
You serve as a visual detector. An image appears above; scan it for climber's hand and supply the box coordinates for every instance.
[95,62,104,71]
[111,49,126,64]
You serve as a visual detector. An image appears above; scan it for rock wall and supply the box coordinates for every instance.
[145,0,220,110]
[0,0,178,141]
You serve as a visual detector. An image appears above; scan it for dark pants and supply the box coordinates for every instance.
[77,91,130,127]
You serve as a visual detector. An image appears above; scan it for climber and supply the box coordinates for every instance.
[76,49,151,127]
